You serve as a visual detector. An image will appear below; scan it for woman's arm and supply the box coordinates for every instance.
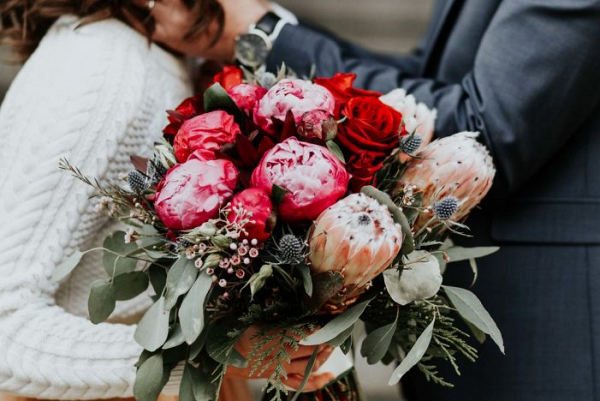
[0,19,152,399]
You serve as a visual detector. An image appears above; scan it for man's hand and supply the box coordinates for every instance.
[130,0,269,60]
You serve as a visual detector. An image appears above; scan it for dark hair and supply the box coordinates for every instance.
[0,0,224,62]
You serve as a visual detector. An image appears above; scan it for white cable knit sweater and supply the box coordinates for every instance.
[0,16,192,399]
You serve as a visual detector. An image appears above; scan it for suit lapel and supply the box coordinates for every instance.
[420,0,461,75]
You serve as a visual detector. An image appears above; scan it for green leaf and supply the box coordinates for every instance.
[326,140,346,164]
[341,333,353,355]
[179,363,196,401]
[388,317,435,385]
[164,257,199,311]
[112,271,149,301]
[291,347,320,401]
[195,356,221,400]
[465,320,487,344]
[134,354,169,401]
[327,324,354,348]
[103,231,138,276]
[52,250,84,282]
[271,184,288,207]
[204,83,242,120]
[444,246,499,263]
[297,264,313,297]
[164,324,186,350]
[361,314,399,365]
[443,286,504,353]
[149,261,168,295]
[245,264,273,299]
[179,272,213,345]
[189,328,209,361]
[134,297,170,352]
[88,280,116,324]
[205,320,248,368]
[302,299,372,346]
[361,186,414,254]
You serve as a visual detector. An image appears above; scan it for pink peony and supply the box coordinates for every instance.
[173,111,241,163]
[228,84,268,116]
[227,188,274,242]
[155,159,239,231]
[250,137,350,222]
[297,110,336,143]
[254,79,335,134]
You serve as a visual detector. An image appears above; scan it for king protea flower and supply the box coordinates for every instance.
[380,89,437,160]
[309,193,403,311]
[396,131,495,230]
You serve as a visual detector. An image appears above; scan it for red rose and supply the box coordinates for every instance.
[337,96,403,158]
[227,188,274,242]
[163,95,203,136]
[347,153,384,192]
[214,66,244,91]
[314,73,381,116]
[174,110,241,163]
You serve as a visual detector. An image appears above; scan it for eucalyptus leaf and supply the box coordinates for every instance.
[444,246,499,263]
[134,297,170,352]
[361,186,414,254]
[297,264,313,297]
[443,285,504,353]
[134,354,169,401]
[195,356,221,400]
[179,363,195,401]
[465,320,487,344]
[164,257,199,311]
[326,140,346,164]
[327,324,355,348]
[103,231,138,276]
[52,250,84,282]
[112,271,149,301]
[88,280,116,324]
[179,272,213,345]
[361,315,398,365]
[189,328,209,361]
[291,347,320,401]
[341,333,353,355]
[246,264,273,299]
[164,324,186,350]
[388,318,435,385]
[149,261,168,296]
[205,320,248,368]
[302,299,371,346]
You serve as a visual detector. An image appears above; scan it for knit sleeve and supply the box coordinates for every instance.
[0,20,154,399]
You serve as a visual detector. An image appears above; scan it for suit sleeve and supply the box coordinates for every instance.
[267,0,600,195]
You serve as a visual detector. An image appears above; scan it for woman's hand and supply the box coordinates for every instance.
[130,0,269,61]
[227,325,335,392]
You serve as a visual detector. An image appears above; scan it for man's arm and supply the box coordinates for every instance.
[268,0,600,195]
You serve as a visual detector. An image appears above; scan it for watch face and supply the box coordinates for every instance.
[235,33,269,68]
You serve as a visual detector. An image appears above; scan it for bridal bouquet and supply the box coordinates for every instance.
[56,65,503,401]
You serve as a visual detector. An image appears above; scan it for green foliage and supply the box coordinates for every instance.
[389,317,435,385]
[361,310,398,364]
[271,184,288,207]
[203,83,243,123]
[302,299,371,346]
[112,271,149,301]
[103,231,138,276]
[88,279,116,324]
[134,297,170,352]
[164,257,198,311]
[52,250,83,282]
[326,140,346,164]
[179,272,213,344]
[134,354,171,401]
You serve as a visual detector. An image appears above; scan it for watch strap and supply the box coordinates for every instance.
[255,12,282,36]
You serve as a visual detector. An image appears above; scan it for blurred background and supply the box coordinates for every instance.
[0,1,435,400]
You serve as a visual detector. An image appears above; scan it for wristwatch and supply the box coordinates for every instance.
[235,12,288,68]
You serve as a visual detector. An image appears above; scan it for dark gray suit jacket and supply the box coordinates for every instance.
[268,0,600,246]
[267,1,600,400]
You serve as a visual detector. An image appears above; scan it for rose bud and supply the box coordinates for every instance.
[250,137,350,223]
[226,188,274,242]
[173,110,241,163]
[396,131,496,230]
[297,110,337,143]
[213,65,244,90]
[155,159,239,231]
[309,193,403,309]
[380,89,437,160]
[228,84,268,116]
[254,79,335,134]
